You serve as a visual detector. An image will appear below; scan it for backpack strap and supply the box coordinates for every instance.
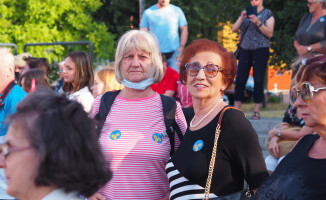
[160,94,183,156]
[94,90,121,136]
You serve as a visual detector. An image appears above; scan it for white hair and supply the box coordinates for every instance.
[0,48,14,71]
[316,0,326,8]
[114,29,163,84]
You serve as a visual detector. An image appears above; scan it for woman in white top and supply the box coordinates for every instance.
[62,51,94,113]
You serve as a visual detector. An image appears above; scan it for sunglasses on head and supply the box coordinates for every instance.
[185,62,224,78]
[290,81,326,104]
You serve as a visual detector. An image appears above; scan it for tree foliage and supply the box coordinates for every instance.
[0,0,115,62]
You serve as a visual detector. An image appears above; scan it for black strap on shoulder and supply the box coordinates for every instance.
[160,94,183,156]
[94,90,121,136]
[0,80,16,105]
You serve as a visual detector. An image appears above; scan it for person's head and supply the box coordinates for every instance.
[92,68,124,97]
[114,30,163,85]
[179,39,237,100]
[19,69,50,93]
[0,48,15,93]
[14,53,32,73]
[157,0,170,8]
[62,51,94,93]
[0,88,111,199]
[308,0,326,12]
[21,57,50,77]
[250,0,263,7]
[292,53,326,129]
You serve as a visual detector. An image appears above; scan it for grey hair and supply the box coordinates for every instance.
[114,30,163,84]
[316,0,326,8]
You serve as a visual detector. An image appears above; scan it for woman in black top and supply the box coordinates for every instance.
[166,39,269,199]
[255,54,326,199]
[231,0,275,120]
[293,0,326,77]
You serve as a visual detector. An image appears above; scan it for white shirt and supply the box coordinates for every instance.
[68,86,94,113]
[42,188,82,200]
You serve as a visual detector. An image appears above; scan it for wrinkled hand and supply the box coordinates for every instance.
[296,44,309,56]
[268,128,278,138]
[269,137,279,157]
[248,14,260,26]
[88,193,106,200]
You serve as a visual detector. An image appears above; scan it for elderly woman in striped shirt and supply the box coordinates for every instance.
[89,30,187,200]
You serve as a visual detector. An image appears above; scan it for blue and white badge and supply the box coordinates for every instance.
[152,133,163,144]
[193,140,204,152]
[110,130,121,140]
[320,17,325,22]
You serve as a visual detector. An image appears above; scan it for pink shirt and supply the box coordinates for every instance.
[90,92,187,199]
[175,81,193,108]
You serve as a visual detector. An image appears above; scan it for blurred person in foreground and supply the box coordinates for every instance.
[166,39,268,199]
[0,48,26,199]
[0,88,111,200]
[90,30,187,200]
[255,53,326,199]
[231,0,275,119]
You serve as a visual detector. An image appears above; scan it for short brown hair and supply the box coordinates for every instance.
[19,69,50,93]
[179,39,237,89]
[24,57,50,76]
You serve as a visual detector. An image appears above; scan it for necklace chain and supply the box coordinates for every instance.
[190,99,223,128]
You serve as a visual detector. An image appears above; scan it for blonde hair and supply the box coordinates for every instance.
[114,30,163,84]
[14,52,32,67]
[96,68,124,92]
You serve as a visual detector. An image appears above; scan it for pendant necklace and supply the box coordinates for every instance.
[190,98,223,128]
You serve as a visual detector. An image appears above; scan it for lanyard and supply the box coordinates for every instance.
[0,80,16,106]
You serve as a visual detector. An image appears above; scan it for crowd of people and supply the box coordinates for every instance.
[0,0,326,199]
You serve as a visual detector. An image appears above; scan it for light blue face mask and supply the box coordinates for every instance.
[121,78,154,90]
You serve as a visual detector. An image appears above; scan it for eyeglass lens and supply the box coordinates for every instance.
[186,63,219,78]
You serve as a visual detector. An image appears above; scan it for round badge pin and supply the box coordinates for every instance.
[193,140,204,152]
[321,17,325,22]
[152,133,163,144]
[110,130,121,140]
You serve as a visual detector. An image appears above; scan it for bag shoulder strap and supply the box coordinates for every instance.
[239,22,250,46]
[204,106,240,199]
[95,90,121,121]
[160,94,183,156]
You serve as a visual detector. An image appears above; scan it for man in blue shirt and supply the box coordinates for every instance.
[0,48,27,199]
[140,0,188,73]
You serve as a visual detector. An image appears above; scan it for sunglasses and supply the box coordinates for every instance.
[0,143,31,158]
[185,62,224,78]
[290,81,326,104]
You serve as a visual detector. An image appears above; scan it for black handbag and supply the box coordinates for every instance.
[234,23,249,60]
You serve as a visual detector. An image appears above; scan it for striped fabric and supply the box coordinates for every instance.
[166,160,217,200]
[90,93,187,199]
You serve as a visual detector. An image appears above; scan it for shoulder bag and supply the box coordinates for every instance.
[234,22,250,60]
[203,107,253,200]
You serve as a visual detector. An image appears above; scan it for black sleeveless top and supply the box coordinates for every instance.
[255,134,326,200]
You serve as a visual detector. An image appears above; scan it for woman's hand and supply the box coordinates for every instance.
[240,10,247,20]
[268,127,278,138]
[295,43,309,56]
[248,14,260,26]
[88,193,107,200]
[269,136,280,157]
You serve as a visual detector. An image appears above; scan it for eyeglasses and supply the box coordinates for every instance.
[185,62,224,78]
[307,1,316,6]
[250,0,259,1]
[0,143,32,158]
[290,81,326,104]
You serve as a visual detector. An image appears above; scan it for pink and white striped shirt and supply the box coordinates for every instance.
[90,92,187,199]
